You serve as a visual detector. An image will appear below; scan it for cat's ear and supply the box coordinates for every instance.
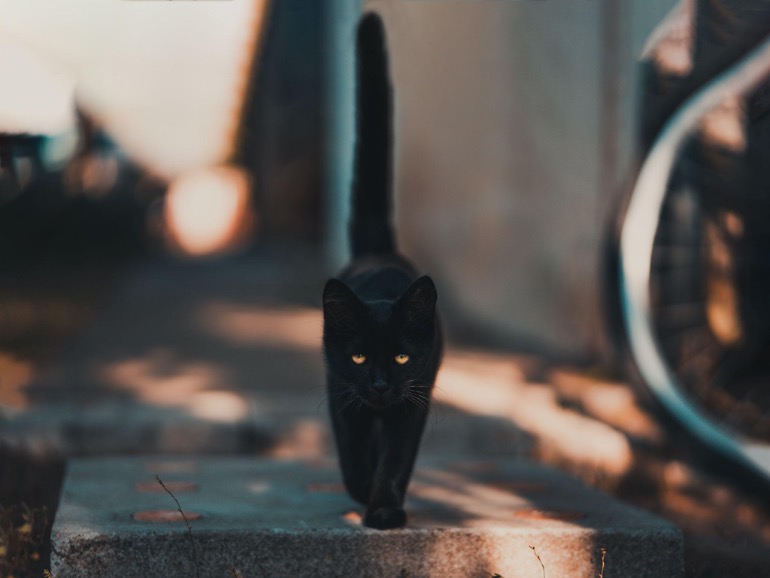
[323,279,365,335]
[396,276,437,329]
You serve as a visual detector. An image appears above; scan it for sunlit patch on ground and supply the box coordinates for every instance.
[548,369,663,443]
[269,419,329,460]
[0,353,34,409]
[195,303,321,350]
[145,461,197,474]
[435,351,634,482]
[186,390,251,423]
[409,468,534,526]
[98,352,251,423]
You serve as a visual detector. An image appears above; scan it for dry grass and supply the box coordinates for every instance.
[156,475,200,578]
[0,503,48,577]
[529,545,545,578]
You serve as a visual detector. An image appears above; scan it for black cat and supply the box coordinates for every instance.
[322,13,443,530]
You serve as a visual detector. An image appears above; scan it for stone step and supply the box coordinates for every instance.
[51,456,683,577]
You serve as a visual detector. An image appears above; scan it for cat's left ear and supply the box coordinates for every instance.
[396,275,437,328]
[323,278,365,334]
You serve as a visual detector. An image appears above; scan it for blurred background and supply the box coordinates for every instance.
[2,0,770,576]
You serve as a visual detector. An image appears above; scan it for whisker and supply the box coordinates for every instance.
[405,397,426,413]
[401,378,443,430]
[340,391,361,412]
[316,391,345,410]
[316,383,359,412]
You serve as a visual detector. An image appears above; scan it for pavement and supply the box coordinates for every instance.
[1,253,687,575]
[51,456,682,577]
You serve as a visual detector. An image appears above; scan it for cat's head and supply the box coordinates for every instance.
[322,276,438,410]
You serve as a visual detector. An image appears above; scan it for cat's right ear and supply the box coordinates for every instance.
[323,279,364,335]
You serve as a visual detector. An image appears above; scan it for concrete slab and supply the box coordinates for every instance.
[51,456,683,577]
[0,404,275,456]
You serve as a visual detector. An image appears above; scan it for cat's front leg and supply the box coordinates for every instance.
[363,407,428,529]
[329,398,376,505]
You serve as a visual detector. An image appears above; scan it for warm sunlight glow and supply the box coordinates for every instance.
[0,353,33,410]
[164,166,254,257]
[102,356,223,406]
[705,220,743,345]
[100,354,249,423]
[435,351,634,479]
[187,390,250,423]
[549,369,662,443]
[269,419,328,459]
[701,95,746,153]
[195,303,321,350]
[410,468,532,525]
[706,279,743,346]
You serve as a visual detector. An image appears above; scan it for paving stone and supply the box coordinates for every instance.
[51,456,683,577]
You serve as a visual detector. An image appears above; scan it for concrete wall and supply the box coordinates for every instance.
[341,0,679,359]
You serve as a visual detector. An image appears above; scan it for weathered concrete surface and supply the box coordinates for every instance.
[51,456,683,578]
[0,256,531,460]
[2,255,687,575]
[0,256,327,457]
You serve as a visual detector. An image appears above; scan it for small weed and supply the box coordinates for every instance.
[156,475,200,578]
[0,503,48,577]
[599,546,607,578]
[529,545,545,578]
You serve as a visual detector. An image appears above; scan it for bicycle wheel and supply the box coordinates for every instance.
[619,35,770,484]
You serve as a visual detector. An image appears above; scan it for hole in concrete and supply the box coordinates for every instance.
[133,510,203,523]
[305,482,345,493]
[514,509,585,522]
[145,461,198,474]
[134,481,198,493]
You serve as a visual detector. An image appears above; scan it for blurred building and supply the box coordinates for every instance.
[1,0,692,361]
[325,0,680,359]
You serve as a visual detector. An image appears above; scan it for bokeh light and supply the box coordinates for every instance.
[163,165,255,257]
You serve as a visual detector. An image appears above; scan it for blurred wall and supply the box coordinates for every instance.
[340,0,680,359]
[240,0,326,244]
[0,0,266,179]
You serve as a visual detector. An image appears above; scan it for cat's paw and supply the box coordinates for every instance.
[363,507,407,530]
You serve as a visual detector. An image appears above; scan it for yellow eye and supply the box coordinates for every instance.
[394,354,410,365]
[352,354,366,365]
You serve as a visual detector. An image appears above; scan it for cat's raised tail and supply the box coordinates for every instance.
[349,12,396,259]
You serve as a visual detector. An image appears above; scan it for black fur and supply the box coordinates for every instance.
[350,11,395,258]
[322,13,443,530]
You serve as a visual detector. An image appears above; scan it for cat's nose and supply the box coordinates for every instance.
[372,379,389,394]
